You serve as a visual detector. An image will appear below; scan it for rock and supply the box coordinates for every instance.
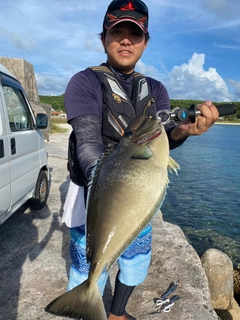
[201,249,240,320]
[228,298,240,320]
[108,214,220,319]
[234,269,240,311]
[201,249,233,310]
[216,297,240,320]
[234,269,240,295]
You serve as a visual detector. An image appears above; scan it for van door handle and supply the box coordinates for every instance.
[11,138,16,155]
[0,140,4,158]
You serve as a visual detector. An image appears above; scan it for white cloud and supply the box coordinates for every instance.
[164,53,233,102]
[35,52,238,102]
[10,33,39,52]
[1,0,238,100]
[35,73,68,96]
[84,33,105,53]
[0,26,39,52]
[201,0,240,20]
[213,43,240,50]
[136,60,162,79]
[226,79,240,101]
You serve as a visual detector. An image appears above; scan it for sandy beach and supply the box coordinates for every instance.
[215,122,240,125]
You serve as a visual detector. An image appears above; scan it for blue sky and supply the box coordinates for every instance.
[0,0,239,101]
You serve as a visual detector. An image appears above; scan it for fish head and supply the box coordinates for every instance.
[123,115,164,144]
[121,116,168,159]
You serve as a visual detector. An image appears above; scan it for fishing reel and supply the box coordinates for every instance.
[156,103,237,125]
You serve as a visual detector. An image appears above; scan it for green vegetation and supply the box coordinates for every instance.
[51,118,67,124]
[39,94,65,112]
[40,95,240,122]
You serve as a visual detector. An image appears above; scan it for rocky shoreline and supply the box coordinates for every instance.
[106,213,240,320]
[0,127,239,320]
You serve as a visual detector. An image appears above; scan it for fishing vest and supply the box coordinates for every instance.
[68,64,156,186]
[89,64,156,148]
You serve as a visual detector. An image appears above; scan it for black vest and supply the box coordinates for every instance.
[68,65,156,186]
[90,64,156,148]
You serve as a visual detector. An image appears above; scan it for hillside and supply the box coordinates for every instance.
[39,95,240,121]
[39,94,64,112]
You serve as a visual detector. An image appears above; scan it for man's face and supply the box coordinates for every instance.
[102,21,148,74]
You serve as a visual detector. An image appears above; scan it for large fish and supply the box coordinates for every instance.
[45,115,179,320]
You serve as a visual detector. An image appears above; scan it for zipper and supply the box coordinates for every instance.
[143,98,155,116]
[107,108,125,136]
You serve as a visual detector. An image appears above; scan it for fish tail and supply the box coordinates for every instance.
[45,279,107,320]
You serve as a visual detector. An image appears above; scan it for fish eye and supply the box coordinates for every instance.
[125,130,133,138]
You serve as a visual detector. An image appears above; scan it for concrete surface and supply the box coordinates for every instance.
[0,125,72,320]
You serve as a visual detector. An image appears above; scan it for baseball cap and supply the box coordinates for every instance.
[103,0,149,34]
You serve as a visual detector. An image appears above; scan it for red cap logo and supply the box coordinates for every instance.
[121,2,135,11]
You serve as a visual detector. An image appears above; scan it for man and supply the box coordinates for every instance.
[62,1,219,319]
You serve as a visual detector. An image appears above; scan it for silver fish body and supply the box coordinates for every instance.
[45,115,179,320]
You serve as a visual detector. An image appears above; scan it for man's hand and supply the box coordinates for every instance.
[170,101,219,141]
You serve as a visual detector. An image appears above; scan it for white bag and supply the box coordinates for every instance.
[62,180,86,228]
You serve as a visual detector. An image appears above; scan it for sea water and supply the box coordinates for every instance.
[161,124,240,268]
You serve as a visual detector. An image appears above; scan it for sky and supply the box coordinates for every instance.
[0,0,240,102]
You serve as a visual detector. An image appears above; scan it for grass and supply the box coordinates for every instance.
[51,117,69,134]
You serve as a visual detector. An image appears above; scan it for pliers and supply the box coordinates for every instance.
[160,295,181,312]
[153,282,181,313]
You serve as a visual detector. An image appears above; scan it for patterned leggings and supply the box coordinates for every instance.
[67,223,152,295]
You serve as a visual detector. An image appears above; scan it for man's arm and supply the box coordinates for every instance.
[70,115,104,182]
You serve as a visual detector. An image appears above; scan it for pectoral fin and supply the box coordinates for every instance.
[168,156,180,174]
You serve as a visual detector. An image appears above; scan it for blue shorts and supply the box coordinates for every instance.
[68,223,152,295]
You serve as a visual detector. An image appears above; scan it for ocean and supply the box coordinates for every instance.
[161,123,240,268]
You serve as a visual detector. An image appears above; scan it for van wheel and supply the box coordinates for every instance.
[29,170,49,210]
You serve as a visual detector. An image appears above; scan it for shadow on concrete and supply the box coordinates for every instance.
[0,165,70,319]
[215,309,233,320]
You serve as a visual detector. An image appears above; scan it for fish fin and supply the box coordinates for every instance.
[168,156,180,175]
[86,152,110,262]
[131,145,153,159]
[45,279,107,320]
[87,153,109,204]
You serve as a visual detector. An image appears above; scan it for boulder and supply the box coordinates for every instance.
[234,270,240,295]
[200,249,240,320]
[201,249,233,310]
[107,214,220,319]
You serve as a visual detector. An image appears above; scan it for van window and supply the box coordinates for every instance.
[3,85,33,131]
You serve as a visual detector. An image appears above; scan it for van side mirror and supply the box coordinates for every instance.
[36,113,48,129]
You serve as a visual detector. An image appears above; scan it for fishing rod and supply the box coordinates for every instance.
[156,103,237,125]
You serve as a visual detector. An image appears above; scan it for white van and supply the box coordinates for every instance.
[0,64,49,224]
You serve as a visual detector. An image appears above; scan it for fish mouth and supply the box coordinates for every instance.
[137,129,162,144]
